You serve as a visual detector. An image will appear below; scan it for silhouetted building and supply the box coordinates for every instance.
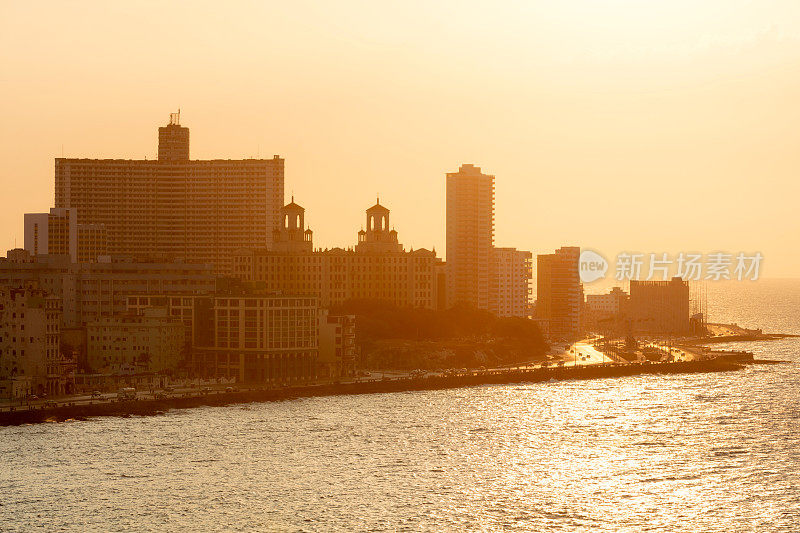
[629,277,690,335]
[446,164,494,310]
[54,113,284,274]
[233,200,440,309]
[536,246,583,341]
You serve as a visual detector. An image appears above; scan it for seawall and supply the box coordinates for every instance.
[0,359,745,427]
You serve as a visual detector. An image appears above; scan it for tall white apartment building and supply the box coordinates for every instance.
[446,164,495,310]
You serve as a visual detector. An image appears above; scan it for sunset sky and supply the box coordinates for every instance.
[2,1,799,277]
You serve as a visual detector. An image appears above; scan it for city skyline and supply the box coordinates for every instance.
[3,2,800,277]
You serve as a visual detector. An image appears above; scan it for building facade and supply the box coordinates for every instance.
[629,277,690,335]
[318,310,356,379]
[24,208,78,262]
[233,200,440,309]
[0,250,216,328]
[0,286,69,397]
[446,164,495,310]
[86,308,186,374]
[584,286,629,334]
[194,294,319,383]
[53,114,284,274]
[490,247,532,317]
[536,246,583,341]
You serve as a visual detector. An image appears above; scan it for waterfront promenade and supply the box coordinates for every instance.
[0,358,746,426]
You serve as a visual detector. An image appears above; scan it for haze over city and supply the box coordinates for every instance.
[2,3,800,531]
[3,1,800,277]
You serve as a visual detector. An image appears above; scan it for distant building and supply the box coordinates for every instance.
[53,113,284,274]
[86,308,185,374]
[0,285,70,397]
[584,287,628,334]
[629,277,690,335]
[233,200,440,309]
[24,208,108,264]
[24,208,78,262]
[585,287,628,318]
[318,310,356,379]
[446,164,495,310]
[536,246,583,341]
[490,247,532,317]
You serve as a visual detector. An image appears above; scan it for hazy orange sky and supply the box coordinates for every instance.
[2,1,799,277]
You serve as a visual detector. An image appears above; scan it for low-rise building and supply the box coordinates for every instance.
[86,308,186,373]
[0,249,216,328]
[194,293,319,384]
[0,285,70,397]
[584,287,629,335]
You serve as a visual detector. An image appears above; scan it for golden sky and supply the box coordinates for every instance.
[2,1,799,276]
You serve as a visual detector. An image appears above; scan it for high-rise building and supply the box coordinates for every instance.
[54,114,284,274]
[233,199,440,309]
[490,247,532,317]
[446,164,495,310]
[536,246,583,341]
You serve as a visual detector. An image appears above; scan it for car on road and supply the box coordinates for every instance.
[91,390,102,398]
[117,387,137,401]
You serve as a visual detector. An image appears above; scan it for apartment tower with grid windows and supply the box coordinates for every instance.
[53,113,284,274]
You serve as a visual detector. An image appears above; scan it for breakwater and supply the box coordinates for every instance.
[0,359,745,426]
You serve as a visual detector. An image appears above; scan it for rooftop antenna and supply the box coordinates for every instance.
[169,109,181,126]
